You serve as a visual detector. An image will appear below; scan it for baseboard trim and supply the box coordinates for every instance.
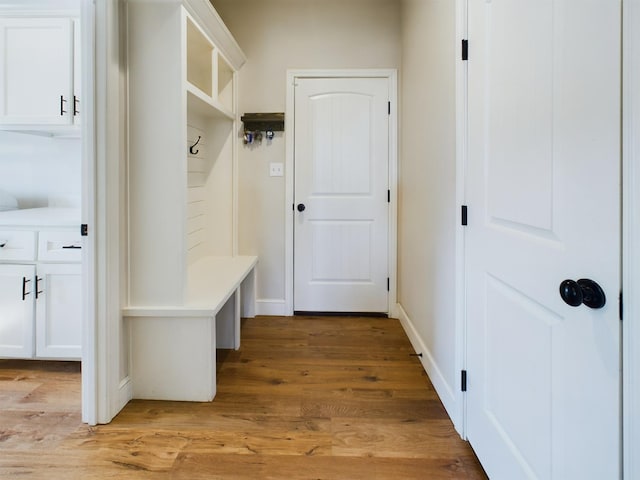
[256,299,287,316]
[395,303,458,425]
[117,376,132,415]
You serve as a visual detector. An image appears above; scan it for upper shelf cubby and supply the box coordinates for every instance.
[185,8,241,118]
[186,17,214,98]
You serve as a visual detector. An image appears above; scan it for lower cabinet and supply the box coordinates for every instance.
[35,263,82,359]
[0,264,35,358]
[0,263,81,360]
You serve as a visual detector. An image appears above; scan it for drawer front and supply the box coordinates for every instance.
[37,231,82,262]
[0,230,36,261]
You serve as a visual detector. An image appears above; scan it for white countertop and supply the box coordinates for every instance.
[0,208,81,227]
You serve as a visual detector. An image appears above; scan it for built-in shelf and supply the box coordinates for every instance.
[187,83,234,120]
[125,0,247,402]
[186,16,213,97]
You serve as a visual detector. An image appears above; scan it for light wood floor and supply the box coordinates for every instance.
[0,316,487,479]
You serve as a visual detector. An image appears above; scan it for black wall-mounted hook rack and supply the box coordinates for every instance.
[241,113,285,133]
[189,136,201,155]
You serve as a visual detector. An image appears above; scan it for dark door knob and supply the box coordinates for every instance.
[297,203,306,212]
[559,279,606,309]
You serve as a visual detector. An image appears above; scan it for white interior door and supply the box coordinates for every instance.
[465,1,621,479]
[294,77,389,313]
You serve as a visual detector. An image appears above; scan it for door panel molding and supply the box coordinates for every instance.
[285,69,398,316]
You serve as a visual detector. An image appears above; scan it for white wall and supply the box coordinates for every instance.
[211,0,401,311]
[0,132,81,208]
[397,0,460,426]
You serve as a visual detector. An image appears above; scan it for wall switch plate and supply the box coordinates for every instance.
[270,163,284,177]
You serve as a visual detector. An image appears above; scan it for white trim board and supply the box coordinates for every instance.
[623,0,640,476]
[396,304,457,420]
[284,69,399,316]
[80,0,97,426]
[84,0,128,425]
[256,299,287,316]
[454,0,468,439]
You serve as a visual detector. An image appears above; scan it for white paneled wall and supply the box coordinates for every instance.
[187,123,207,264]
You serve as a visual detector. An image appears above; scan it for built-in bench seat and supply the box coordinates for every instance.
[123,256,257,401]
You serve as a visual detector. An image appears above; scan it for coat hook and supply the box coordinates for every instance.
[190,136,201,155]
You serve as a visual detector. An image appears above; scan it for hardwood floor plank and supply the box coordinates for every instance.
[0,316,487,479]
[171,453,471,480]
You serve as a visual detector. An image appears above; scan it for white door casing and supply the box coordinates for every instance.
[293,76,390,313]
[465,1,621,479]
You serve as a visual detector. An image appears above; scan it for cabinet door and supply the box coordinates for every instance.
[35,263,81,359]
[0,18,74,125]
[0,264,35,358]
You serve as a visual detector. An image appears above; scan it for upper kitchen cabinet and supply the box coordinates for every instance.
[0,16,80,130]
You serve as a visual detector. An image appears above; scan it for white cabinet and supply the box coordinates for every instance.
[35,263,82,359]
[0,264,35,358]
[0,223,81,360]
[125,1,256,402]
[127,1,245,306]
[0,17,80,127]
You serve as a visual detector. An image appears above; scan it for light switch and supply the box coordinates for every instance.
[270,163,284,177]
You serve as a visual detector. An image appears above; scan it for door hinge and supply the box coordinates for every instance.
[461,370,467,392]
[387,189,391,203]
[461,205,468,226]
[462,39,469,61]
[619,291,623,321]
[387,277,390,292]
[388,101,391,115]
[81,224,88,236]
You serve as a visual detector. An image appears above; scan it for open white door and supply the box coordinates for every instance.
[293,77,389,313]
[465,1,621,479]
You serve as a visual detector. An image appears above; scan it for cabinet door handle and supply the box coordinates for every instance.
[0,241,7,248]
[22,277,31,301]
[35,276,43,299]
[62,245,81,249]
[73,95,79,116]
[60,95,67,115]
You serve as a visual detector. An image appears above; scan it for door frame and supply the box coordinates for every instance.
[82,0,128,425]
[623,0,639,476]
[284,69,398,316]
[80,0,97,427]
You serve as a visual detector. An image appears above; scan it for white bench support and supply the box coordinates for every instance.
[123,256,257,401]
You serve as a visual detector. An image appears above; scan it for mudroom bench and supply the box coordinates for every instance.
[123,256,257,402]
